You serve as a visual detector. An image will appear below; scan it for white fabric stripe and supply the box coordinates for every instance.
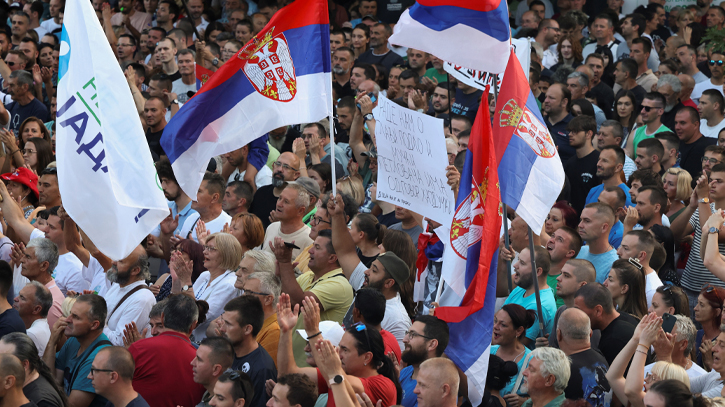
[514,156,565,232]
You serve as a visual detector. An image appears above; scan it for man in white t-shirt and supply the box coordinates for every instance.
[44,206,87,295]
[262,183,313,259]
[171,49,197,104]
[616,230,661,307]
[180,172,233,243]
[692,50,725,104]
[40,0,63,34]
[699,89,725,138]
[13,281,52,356]
[644,315,706,379]
[224,144,273,190]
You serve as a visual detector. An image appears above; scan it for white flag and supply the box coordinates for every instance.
[57,0,168,260]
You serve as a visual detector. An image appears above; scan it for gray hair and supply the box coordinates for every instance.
[568,71,589,88]
[247,271,281,306]
[27,281,52,318]
[284,183,311,209]
[657,74,682,93]
[26,238,59,274]
[531,347,571,393]
[10,70,33,88]
[600,120,624,141]
[242,250,276,274]
[674,315,697,357]
[134,252,151,281]
[559,313,591,340]
[149,298,168,319]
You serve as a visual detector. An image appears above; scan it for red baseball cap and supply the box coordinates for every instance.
[1,167,39,198]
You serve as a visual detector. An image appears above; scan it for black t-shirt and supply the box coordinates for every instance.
[24,375,63,407]
[145,128,166,158]
[0,308,25,337]
[104,394,150,407]
[249,184,278,230]
[376,0,415,23]
[598,313,636,366]
[356,246,378,268]
[7,98,50,134]
[564,149,601,214]
[616,85,646,106]
[356,49,405,71]
[333,80,356,100]
[661,102,684,132]
[451,88,483,120]
[680,135,717,181]
[167,70,182,82]
[565,348,611,407]
[231,346,277,407]
[20,403,39,407]
[377,210,397,227]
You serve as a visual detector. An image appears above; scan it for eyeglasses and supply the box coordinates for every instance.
[243,289,271,296]
[273,161,299,171]
[710,60,725,66]
[641,105,662,112]
[346,322,371,351]
[546,26,561,32]
[22,149,35,154]
[404,330,433,340]
[310,216,331,226]
[702,156,721,165]
[203,245,218,252]
[89,367,115,376]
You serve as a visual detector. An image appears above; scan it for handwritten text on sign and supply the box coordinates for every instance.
[373,94,454,226]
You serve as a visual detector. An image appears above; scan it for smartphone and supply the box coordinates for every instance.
[284,242,300,250]
[356,92,377,110]
[662,312,676,333]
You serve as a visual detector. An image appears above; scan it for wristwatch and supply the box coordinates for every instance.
[171,99,179,105]
[212,57,219,67]
[182,285,191,292]
[329,375,344,386]
[710,227,719,234]
[700,197,711,204]
[363,113,374,121]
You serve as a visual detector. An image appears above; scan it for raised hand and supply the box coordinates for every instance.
[277,293,300,333]
[196,219,210,244]
[270,237,293,264]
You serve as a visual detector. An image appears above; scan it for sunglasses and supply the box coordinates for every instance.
[225,370,248,401]
[710,60,724,66]
[641,105,662,112]
[703,284,725,304]
[346,322,372,351]
[628,257,643,270]
[5,61,14,66]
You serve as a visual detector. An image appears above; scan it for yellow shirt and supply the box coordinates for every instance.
[293,243,313,275]
[257,313,280,367]
[292,268,353,367]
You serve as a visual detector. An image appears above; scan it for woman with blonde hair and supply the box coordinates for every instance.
[336,175,365,207]
[171,232,242,341]
[662,167,692,222]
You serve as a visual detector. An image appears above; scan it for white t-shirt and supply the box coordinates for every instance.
[382,293,411,352]
[228,165,273,189]
[645,361,707,382]
[33,26,48,39]
[691,79,724,104]
[27,318,50,357]
[700,118,725,139]
[645,271,663,308]
[54,252,88,295]
[180,211,233,243]
[172,78,197,104]
[40,18,61,33]
[262,222,313,259]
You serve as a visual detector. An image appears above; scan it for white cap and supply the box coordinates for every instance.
[297,321,345,346]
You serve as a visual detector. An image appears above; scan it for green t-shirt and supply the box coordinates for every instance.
[423,67,449,85]
[632,124,670,156]
[546,273,565,309]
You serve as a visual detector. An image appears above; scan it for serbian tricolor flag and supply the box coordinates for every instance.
[436,90,501,406]
[161,0,332,198]
[493,50,565,232]
[389,0,510,73]
[195,64,214,89]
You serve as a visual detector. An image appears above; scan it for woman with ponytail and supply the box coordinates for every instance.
[0,332,67,407]
[350,213,386,267]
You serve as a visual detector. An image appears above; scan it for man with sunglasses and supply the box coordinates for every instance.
[699,89,725,139]
[691,51,725,104]
[627,92,670,158]
[248,152,301,229]
[89,347,150,407]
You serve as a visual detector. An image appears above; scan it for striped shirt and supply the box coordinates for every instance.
[682,204,725,291]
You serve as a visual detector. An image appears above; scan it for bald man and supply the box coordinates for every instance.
[678,73,697,108]
[414,358,459,407]
[103,245,156,346]
[557,308,610,402]
[249,151,302,230]
[0,354,32,407]
[89,347,150,407]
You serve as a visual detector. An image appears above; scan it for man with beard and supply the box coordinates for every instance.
[332,47,355,99]
[503,246,557,346]
[398,315,449,407]
[356,23,404,70]
[656,75,684,135]
[43,294,112,407]
[101,245,155,346]
[154,157,197,240]
[564,116,600,214]
[361,252,412,350]
[249,152,301,230]
[428,82,454,118]
[111,0,152,39]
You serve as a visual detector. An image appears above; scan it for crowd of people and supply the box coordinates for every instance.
[3,0,725,407]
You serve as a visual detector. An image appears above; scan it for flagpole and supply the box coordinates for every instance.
[502,204,513,293]
[527,226,545,334]
[446,73,452,135]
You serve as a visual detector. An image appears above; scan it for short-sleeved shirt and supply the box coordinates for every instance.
[231,346,277,407]
[55,334,112,407]
[316,370,397,407]
[502,286,557,341]
[292,269,353,366]
[399,365,418,407]
[585,183,633,208]
[682,204,725,291]
[106,395,151,407]
[53,252,88,295]
[388,223,423,248]
[545,114,574,162]
[546,274,565,308]
[632,124,670,156]
[257,314,280,367]
[0,307,25,337]
[7,98,50,135]
[356,49,405,71]
[451,88,483,120]
[576,246,619,284]
[680,136,717,181]
[24,375,63,407]
[564,150,601,214]
[180,211,233,243]
[598,314,636,366]
[262,222,313,259]
[564,348,611,407]
[700,118,725,139]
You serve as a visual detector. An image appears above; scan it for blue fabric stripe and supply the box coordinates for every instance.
[408,2,510,42]
[162,23,330,162]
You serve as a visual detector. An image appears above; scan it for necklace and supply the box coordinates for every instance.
[512,346,526,363]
